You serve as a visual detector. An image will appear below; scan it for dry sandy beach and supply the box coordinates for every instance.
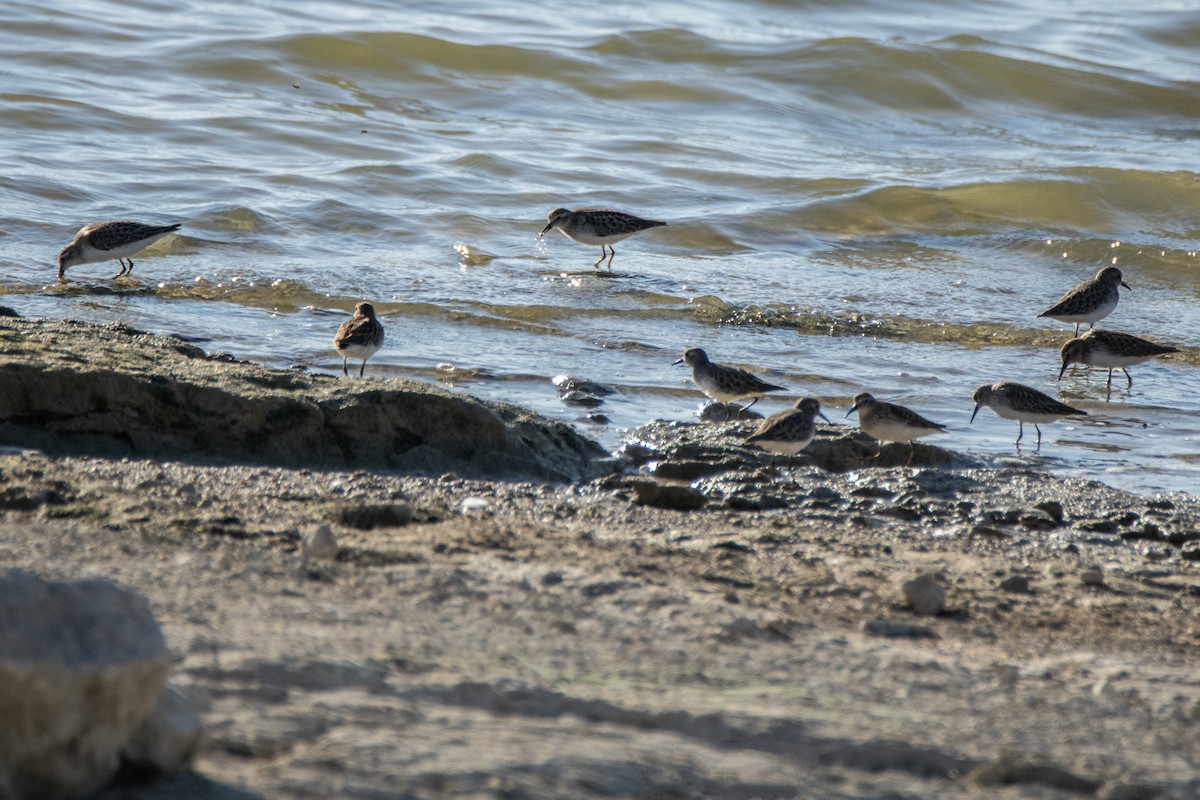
[0,317,1197,799]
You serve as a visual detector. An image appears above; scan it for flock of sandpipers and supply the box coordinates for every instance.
[55,210,1181,469]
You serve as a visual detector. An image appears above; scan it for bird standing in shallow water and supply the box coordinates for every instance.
[334,302,385,377]
[745,397,829,473]
[846,392,946,467]
[57,220,182,280]
[1037,266,1130,336]
[971,381,1086,450]
[674,347,787,419]
[538,207,666,269]
[1058,329,1179,390]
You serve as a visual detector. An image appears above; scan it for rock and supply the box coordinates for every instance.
[901,573,946,616]
[0,318,606,482]
[627,479,707,511]
[1080,567,1105,587]
[970,524,1008,539]
[1180,542,1200,562]
[0,569,171,800]
[119,685,205,777]
[1018,512,1056,530]
[1098,782,1163,800]
[1164,529,1200,546]
[1141,546,1171,562]
[460,497,491,515]
[1033,500,1065,524]
[301,525,339,565]
[337,503,414,530]
[645,459,738,482]
[862,619,938,639]
[999,575,1031,593]
[969,755,1101,793]
[1119,523,1162,542]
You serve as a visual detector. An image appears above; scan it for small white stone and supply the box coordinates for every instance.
[460,497,491,515]
[302,525,339,566]
[901,573,946,616]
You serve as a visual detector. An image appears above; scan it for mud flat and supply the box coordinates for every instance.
[0,317,1196,799]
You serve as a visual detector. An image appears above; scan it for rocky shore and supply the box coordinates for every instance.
[0,317,1197,799]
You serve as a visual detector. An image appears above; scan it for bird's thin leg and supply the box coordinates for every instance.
[741,397,759,413]
[342,359,349,377]
[1035,424,1043,450]
[359,360,366,378]
[1106,369,1114,389]
[112,259,126,279]
[1016,422,1024,445]
[127,259,135,275]
[593,249,605,268]
[606,246,616,270]
[906,442,916,467]
[1123,368,1133,388]
[1074,323,1081,337]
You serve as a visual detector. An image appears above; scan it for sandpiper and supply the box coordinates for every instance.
[745,397,829,472]
[57,220,182,280]
[1037,266,1130,336]
[1058,329,1179,389]
[846,392,946,467]
[970,381,1086,449]
[674,347,787,419]
[334,302,385,377]
[538,207,666,269]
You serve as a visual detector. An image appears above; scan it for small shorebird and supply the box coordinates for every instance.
[1058,329,1179,389]
[538,207,666,269]
[674,347,787,419]
[58,220,182,280]
[334,302,385,377]
[846,392,946,467]
[970,381,1086,449]
[1037,266,1130,336]
[745,397,829,472]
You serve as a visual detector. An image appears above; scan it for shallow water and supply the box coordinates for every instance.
[2,0,1198,493]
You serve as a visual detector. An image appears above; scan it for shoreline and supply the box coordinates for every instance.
[0,317,1196,798]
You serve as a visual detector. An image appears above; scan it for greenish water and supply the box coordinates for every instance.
[2,0,1198,493]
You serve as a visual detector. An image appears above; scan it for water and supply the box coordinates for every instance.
[2,0,1198,494]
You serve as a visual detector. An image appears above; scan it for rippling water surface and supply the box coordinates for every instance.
[3,0,1199,493]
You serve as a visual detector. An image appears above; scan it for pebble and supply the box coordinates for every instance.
[1180,541,1200,562]
[460,497,491,515]
[1033,500,1065,524]
[862,618,938,639]
[999,575,1031,593]
[901,573,946,616]
[1080,567,1105,587]
[301,525,339,565]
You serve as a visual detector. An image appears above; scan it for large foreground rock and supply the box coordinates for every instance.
[0,569,171,800]
[0,318,605,481]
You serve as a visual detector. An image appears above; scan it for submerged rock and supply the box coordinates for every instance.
[0,319,605,482]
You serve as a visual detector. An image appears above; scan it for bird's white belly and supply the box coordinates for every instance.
[863,419,934,443]
[695,374,744,403]
[337,343,381,360]
[989,404,1068,424]
[751,435,814,456]
[80,231,172,265]
[1083,350,1152,368]
[1051,296,1117,323]
[559,228,634,246]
